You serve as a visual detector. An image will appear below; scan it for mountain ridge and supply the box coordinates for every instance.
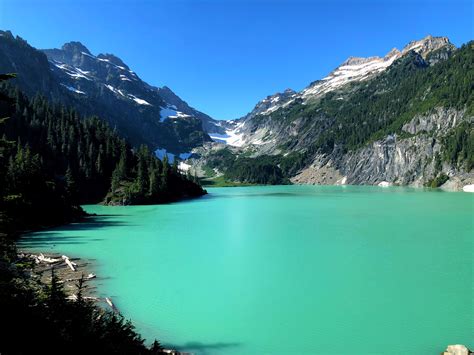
[0,30,215,156]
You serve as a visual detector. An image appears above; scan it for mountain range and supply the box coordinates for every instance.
[0,31,472,189]
[198,35,473,189]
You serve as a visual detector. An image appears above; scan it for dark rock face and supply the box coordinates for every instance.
[0,31,65,101]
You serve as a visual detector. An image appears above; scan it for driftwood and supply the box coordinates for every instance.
[38,253,61,263]
[29,253,60,264]
[62,255,77,271]
[23,253,120,316]
[105,297,118,312]
[27,253,77,272]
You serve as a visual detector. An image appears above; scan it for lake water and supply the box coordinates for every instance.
[21,185,473,354]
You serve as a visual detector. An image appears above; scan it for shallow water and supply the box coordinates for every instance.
[21,185,474,354]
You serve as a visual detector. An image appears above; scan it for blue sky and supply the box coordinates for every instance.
[0,0,472,119]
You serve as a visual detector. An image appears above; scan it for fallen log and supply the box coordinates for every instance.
[62,255,76,271]
[105,297,118,312]
[38,253,61,263]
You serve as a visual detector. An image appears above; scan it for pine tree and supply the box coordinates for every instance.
[48,267,66,310]
[135,145,149,195]
[65,166,78,203]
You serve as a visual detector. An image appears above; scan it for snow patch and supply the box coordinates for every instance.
[76,68,91,75]
[129,94,152,106]
[105,85,151,106]
[81,51,96,59]
[53,61,92,81]
[159,105,191,121]
[61,84,85,95]
[209,133,231,144]
[209,128,244,147]
[462,184,474,192]
[178,162,191,172]
[160,106,178,122]
[301,50,400,100]
[211,120,246,147]
[120,74,132,82]
[105,84,125,97]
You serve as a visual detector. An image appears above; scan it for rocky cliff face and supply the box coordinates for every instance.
[292,108,473,188]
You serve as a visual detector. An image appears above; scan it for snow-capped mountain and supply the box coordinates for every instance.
[0,31,214,154]
[300,35,452,101]
[210,35,455,148]
[197,35,472,190]
[43,42,222,132]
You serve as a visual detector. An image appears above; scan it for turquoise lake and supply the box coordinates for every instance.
[21,185,473,354]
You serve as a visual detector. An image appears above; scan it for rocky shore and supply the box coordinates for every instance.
[17,251,188,354]
[17,251,108,306]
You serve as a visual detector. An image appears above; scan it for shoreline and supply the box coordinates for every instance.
[17,250,188,354]
[17,251,109,306]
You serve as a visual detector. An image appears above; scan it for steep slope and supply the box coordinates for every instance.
[0,30,214,154]
[198,36,472,189]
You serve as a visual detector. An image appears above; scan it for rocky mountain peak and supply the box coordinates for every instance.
[239,88,298,120]
[62,41,91,55]
[385,48,402,60]
[0,30,15,39]
[401,35,452,58]
[157,86,175,95]
[299,35,455,102]
[257,89,296,106]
